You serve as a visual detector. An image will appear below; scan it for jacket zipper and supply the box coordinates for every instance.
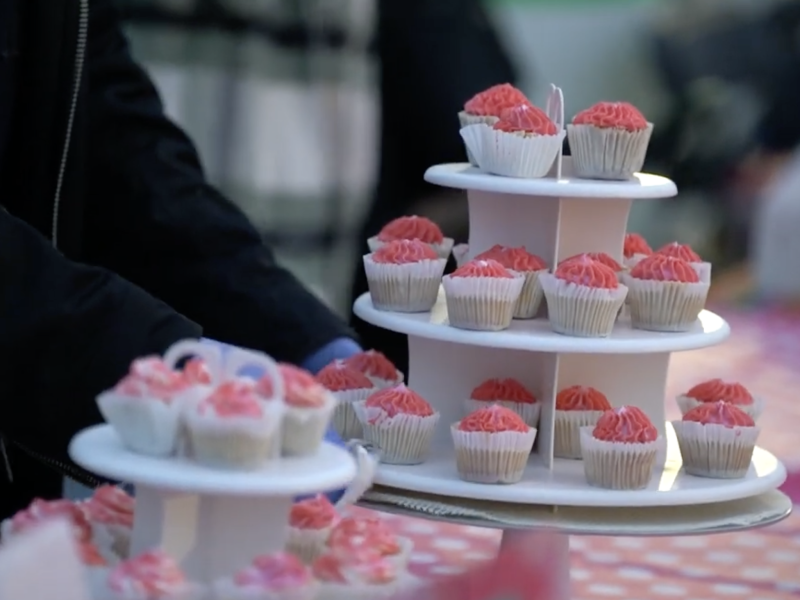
[50,0,89,249]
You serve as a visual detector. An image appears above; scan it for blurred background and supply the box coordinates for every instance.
[118,0,800,311]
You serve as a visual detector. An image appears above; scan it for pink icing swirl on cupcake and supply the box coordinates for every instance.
[561,252,622,273]
[83,485,135,528]
[556,386,612,411]
[343,350,401,383]
[312,550,396,585]
[554,255,618,289]
[376,216,444,244]
[452,259,513,279]
[654,241,702,263]
[365,385,434,418]
[682,401,755,428]
[464,83,531,117]
[684,379,754,406]
[256,363,328,408]
[572,101,648,132]
[629,255,699,283]
[289,494,339,530]
[234,552,313,591]
[198,381,264,418]
[10,499,92,543]
[470,378,537,404]
[327,516,401,557]
[592,406,657,443]
[474,245,547,272]
[371,239,438,264]
[115,357,187,401]
[493,104,557,135]
[624,233,652,258]
[458,405,528,433]
[108,550,187,597]
[317,363,374,392]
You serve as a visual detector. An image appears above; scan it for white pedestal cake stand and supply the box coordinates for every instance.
[69,425,356,584]
[353,161,790,600]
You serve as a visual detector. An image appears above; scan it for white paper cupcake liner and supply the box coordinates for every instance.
[511,268,548,319]
[331,388,373,440]
[281,392,337,457]
[539,273,627,337]
[317,580,399,600]
[675,394,765,421]
[451,243,470,267]
[690,261,712,284]
[553,410,607,459]
[285,526,332,564]
[212,578,319,600]
[458,115,497,166]
[671,420,759,479]
[450,425,537,484]
[442,273,524,331]
[354,403,440,465]
[579,427,659,490]
[567,123,654,180]
[97,393,184,457]
[363,255,446,312]
[471,127,565,179]
[184,402,284,470]
[463,399,541,429]
[623,254,649,269]
[366,236,454,260]
[621,274,710,332]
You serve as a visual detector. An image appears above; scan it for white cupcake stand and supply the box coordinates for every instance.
[353,161,791,600]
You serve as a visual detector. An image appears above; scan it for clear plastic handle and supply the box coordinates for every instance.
[162,339,224,386]
[335,440,380,509]
[545,83,566,179]
[222,347,285,403]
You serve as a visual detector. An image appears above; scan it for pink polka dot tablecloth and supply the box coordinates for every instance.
[355,308,800,599]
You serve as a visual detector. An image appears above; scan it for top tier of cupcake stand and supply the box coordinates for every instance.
[354,161,791,600]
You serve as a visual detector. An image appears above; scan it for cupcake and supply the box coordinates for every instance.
[459,84,531,166]
[317,362,376,440]
[553,386,612,459]
[342,350,403,389]
[442,259,524,331]
[182,358,213,385]
[475,246,549,319]
[367,215,453,259]
[100,550,202,600]
[81,486,135,559]
[184,380,284,469]
[539,255,627,337]
[465,378,540,428]
[326,516,412,570]
[672,401,759,480]
[567,101,653,180]
[560,252,624,280]
[451,405,537,484]
[2,498,93,544]
[286,494,340,564]
[354,385,440,465]
[256,364,336,456]
[580,406,659,490]
[676,378,763,420]
[312,549,398,600]
[212,552,318,600]
[467,104,564,179]
[96,357,192,457]
[654,241,712,283]
[451,243,470,267]
[622,254,709,332]
[623,233,653,269]
[363,239,446,313]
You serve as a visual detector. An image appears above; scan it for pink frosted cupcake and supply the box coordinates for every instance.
[623,233,653,269]
[213,552,318,600]
[184,380,284,469]
[539,255,627,337]
[256,364,336,456]
[326,516,412,570]
[442,259,524,331]
[672,401,759,479]
[286,495,340,564]
[553,386,612,459]
[2,498,93,545]
[99,550,202,600]
[561,252,624,280]
[312,550,399,600]
[475,246,549,319]
[676,378,763,420]
[465,378,540,428]
[654,241,712,283]
[342,350,403,389]
[622,254,709,332]
[317,362,376,440]
[580,406,659,490]
[567,101,653,180]
[363,239,446,313]
[367,215,453,259]
[451,405,537,484]
[354,385,440,465]
[81,486,135,559]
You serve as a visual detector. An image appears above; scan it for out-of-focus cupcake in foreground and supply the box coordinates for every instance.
[363,239,446,313]
[312,550,399,600]
[451,405,537,484]
[317,362,376,440]
[567,101,653,180]
[367,215,453,259]
[81,485,135,560]
[326,516,412,570]
[465,378,540,428]
[539,254,627,337]
[442,259,524,331]
[342,350,403,389]
[654,241,712,283]
[213,552,318,600]
[553,385,612,460]
[676,378,763,420]
[672,401,759,480]
[623,233,653,269]
[99,550,202,600]
[622,254,709,332]
[475,245,549,319]
[286,494,340,564]
[580,406,659,490]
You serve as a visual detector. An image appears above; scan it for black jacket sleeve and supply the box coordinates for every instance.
[0,209,200,458]
[82,0,355,365]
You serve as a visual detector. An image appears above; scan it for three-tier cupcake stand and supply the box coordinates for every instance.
[353,161,791,600]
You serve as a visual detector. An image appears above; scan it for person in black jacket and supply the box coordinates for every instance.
[0,0,361,519]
